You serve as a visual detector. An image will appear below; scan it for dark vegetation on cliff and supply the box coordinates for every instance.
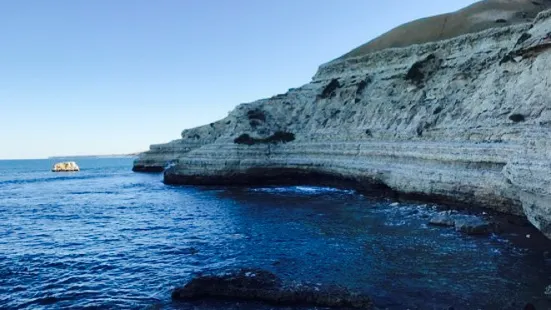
[247,109,267,128]
[509,113,526,122]
[234,132,296,145]
[405,53,442,86]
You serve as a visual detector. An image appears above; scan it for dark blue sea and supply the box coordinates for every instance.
[1,158,551,310]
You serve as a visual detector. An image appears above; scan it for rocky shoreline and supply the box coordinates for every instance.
[167,201,551,309]
[134,2,551,240]
[167,204,551,309]
[172,269,373,309]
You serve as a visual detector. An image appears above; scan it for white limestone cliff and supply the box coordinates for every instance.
[134,2,551,238]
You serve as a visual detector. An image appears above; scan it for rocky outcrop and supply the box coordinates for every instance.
[135,2,551,239]
[172,268,373,309]
[52,162,79,172]
[132,117,236,172]
[132,139,202,172]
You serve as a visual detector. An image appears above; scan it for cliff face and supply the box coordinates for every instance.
[134,4,551,238]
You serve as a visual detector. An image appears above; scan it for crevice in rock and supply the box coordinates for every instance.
[516,32,532,46]
[320,79,340,99]
[356,78,370,96]
[330,109,341,118]
[502,33,551,64]
[132,165,164,173]
[247,109,266,128]
[521,41,551,58]
[500,53,514,65]
[247,109,266,122]
[509,113,526,122]
[405,54,441,86]
[354,77,371,104]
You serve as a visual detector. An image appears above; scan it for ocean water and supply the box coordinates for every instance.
[1,158,551,310]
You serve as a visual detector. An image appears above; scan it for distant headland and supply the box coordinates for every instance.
[49,152,141,160]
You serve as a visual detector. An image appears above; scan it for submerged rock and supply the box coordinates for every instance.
[52,161,79,172]
[172,268,373,309]
[545,285,551,298]
[429,212,497,235]
[525,303,537,310]
[429,211,456,227]
[454,215,495,235]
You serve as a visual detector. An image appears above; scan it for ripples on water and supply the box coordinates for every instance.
[0,158,550,309]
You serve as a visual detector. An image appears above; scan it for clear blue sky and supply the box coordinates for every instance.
[0,0,476,159]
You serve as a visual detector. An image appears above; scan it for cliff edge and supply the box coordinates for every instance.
[340,0,551,58]
[134,1,551,239]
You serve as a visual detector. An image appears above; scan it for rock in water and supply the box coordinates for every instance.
[524,303,537,310]
[172,268,373,309]
[429,211,456,227]
[52,162,80,172]
[545,285,551,298]
[429,212,496,235]
[453,215,495,235]
[135,1,551,240]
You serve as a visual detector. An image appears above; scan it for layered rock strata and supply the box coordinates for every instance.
[135,3,551,238]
